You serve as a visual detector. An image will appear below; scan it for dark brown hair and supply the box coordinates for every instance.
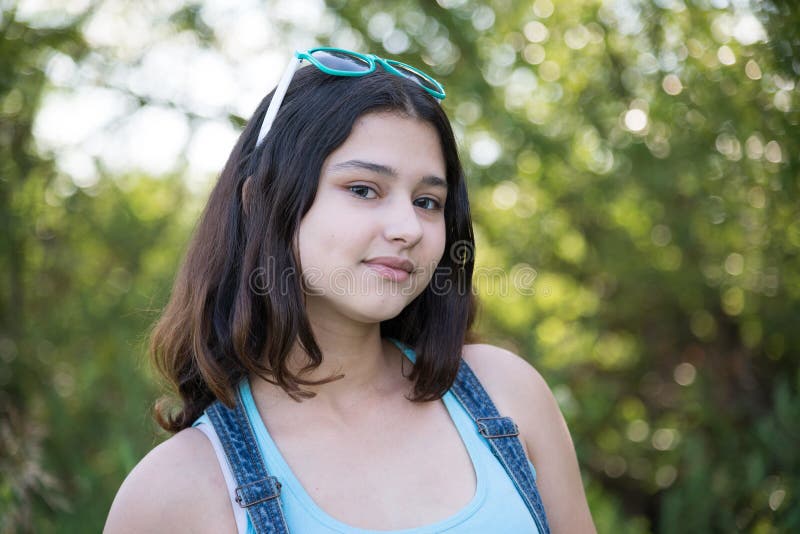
[150,65,477,432]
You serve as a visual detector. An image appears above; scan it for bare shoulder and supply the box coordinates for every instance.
[461,343,597,533]
[461,343,550,402]
[104,427,236,533]
[461,343,556,431]
[461,344,560,454]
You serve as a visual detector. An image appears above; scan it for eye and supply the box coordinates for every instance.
[348,185,378,199]
[348,184,441,210]
[414,197,443,210]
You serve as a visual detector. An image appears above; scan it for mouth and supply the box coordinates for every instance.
[362,256,415,282]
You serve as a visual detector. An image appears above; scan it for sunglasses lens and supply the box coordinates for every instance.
[309,50,371,73]
[388,62,440,93]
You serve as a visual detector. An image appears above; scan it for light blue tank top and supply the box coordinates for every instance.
[196,341,540,533]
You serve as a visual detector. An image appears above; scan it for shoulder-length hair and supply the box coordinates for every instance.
[151,66,477,432]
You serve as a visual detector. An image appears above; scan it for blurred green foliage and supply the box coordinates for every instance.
[1,0,798,532]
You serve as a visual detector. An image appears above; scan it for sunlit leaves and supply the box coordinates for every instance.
[332,0,800,530]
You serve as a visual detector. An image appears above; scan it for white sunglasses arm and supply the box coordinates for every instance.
[256,55,301,147]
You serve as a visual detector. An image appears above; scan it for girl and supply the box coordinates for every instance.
[105,48,595,533]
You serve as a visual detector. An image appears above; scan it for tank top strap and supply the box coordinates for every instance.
[193,414,249,533]
[385,337,551,534]
[205,389,289,534]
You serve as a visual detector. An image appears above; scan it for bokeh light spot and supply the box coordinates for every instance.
[655,465,677,488]
[744,59,762,80]
[533,0,554,18]
[717,45,736,65]
[673,362,696,386]
[724,253,744,276]
[469,133,502,167]
[722,287,745,316]
[523,21,549,43]
[624,109,648,132]
[662,74,683,95]
[492,181,519,210]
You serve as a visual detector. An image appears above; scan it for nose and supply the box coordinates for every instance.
[383,196,423,247]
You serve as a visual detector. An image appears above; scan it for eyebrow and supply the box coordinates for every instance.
[329,159,448,190]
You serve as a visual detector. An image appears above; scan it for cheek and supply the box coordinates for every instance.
[432,221,447,261]
[301,189,357,233]
[296,200,364,268]
[418,223,448,282]
[296,206,325,268]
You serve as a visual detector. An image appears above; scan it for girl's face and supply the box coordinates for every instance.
[297,112,448,324]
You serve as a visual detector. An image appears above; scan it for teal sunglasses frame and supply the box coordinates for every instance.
[255,47,446,147]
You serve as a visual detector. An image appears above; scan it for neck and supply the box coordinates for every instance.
[252,306,410,408]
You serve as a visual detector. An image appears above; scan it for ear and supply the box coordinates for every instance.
[241,175,254,217]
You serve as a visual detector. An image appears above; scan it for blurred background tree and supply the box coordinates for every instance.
[1,0,797,532]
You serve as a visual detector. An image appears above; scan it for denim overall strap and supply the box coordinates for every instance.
[450,359,551,534]
[206,388,289,534]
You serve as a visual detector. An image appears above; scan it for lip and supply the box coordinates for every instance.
[363,256,416,282]
[364,256,415,273]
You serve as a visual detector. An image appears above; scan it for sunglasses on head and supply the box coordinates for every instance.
[255,47,446,147]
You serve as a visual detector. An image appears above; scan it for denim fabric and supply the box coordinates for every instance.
[447,356,551,534]
[205,339,550,533]
[206,390,289,534]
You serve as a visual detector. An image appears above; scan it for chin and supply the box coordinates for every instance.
[344,296,414,324]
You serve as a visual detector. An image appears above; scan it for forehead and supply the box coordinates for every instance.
[321,112,446,180]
